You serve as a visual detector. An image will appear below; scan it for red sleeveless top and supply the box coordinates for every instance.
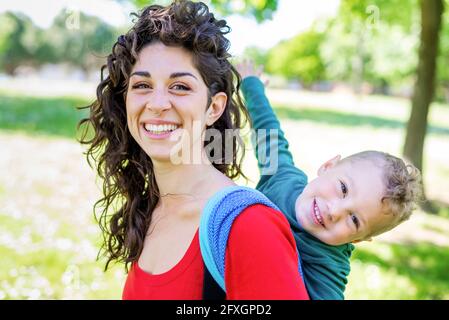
[122,204,309,300]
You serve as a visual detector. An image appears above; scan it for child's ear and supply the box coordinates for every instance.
[317,155,341,176]
[206,92,227,126]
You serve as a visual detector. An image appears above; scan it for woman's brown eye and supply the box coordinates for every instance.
[132,83,150,89]
[172,84,189,91]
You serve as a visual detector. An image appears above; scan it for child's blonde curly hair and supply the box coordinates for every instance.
[343,151,423,238]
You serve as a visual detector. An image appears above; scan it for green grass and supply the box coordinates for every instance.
[1,88,449,300]
[346,241,449,299]
[0,212,125,299]
[273,105,449,137]
[0,91,91,139]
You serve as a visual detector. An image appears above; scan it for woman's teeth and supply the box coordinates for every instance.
[144,124,179,134]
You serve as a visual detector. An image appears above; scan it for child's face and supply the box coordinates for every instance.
[295,155,391,246]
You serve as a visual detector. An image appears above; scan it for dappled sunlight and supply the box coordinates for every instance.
[0,131,126,299]
[347,241,449,299]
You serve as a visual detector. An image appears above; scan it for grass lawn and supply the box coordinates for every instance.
[1,88,448,299]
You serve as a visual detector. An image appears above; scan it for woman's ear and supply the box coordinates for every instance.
[206,92,227,126]
[317,155,341,176]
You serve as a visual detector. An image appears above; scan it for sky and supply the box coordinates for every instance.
[0,0,340,55]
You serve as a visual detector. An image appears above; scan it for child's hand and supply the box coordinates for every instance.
[236,59,263,80]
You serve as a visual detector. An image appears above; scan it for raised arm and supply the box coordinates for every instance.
[237,61,307,214]
[240,75,296,173]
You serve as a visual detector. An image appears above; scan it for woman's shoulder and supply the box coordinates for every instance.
[224,203,308,299]
[230,204,293,242]
[238,203,290,226]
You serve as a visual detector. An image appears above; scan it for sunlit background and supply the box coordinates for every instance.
[1,0,448,299]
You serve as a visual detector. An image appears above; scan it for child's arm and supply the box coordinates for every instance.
[237,61,307,214]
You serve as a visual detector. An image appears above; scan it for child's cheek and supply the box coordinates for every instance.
[310,178,334,197]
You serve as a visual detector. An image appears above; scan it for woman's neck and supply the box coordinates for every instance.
[152,155,234,209]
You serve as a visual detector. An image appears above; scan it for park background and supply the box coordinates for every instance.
[0,0,448,299]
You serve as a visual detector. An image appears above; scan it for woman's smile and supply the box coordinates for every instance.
[141,120,182,140]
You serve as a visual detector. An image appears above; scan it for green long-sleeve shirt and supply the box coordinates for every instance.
[241,76,354,300]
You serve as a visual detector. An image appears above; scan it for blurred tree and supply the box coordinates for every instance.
[320,16,418,94]
[341,0,446,209]
[0,13,35,74]
[48,11,118,74]
[337,0,416,93]
[403,0,444,211]
[122,0,278,22]
[266,29,326,87]
[0,11,118,75]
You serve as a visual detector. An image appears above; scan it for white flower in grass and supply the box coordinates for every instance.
[366,264,381,289]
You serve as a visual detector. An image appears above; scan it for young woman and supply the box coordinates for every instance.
[79,0,308,300]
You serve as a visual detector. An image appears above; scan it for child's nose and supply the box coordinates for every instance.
[328,204,345,222]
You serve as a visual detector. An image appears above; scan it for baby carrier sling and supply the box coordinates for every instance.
[199,186,304,299]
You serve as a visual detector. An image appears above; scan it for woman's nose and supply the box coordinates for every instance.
[146,90,171,114]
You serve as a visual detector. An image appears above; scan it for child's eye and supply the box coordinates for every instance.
[340,180,348,197]
[351,214,360,229]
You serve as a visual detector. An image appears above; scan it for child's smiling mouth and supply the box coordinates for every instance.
[312,198,326,228]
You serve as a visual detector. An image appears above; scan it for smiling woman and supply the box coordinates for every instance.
[78,0,308,300]
[125,43,227,163]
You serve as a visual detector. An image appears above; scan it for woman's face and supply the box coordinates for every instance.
[126,42,224,164]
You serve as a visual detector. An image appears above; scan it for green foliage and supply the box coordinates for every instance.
[42,11,118,71]
[339,0,418,31]
[0,11,118,74]
[264,0,428,93]
[241,46,268,67]
[127,0,278,22]
[436,8,449,101]
[266,29,326,86]
[0,13,37,74]
[320,17,418,87]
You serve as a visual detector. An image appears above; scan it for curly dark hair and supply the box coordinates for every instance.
[78,0,249,271]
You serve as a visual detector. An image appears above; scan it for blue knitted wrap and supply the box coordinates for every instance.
[199,185,303,291]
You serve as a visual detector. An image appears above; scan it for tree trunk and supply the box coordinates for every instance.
[403,0,444,209]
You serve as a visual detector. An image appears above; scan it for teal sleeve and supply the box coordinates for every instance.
[241,76,295,171]
[240,76,307,218]
[240,77,353,300]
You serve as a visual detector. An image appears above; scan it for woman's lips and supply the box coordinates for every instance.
[141,124,182,140]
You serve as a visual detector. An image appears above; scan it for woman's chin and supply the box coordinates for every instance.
[143,148,175,164]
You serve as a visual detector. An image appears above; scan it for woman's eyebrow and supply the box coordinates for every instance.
[130,71,151,78]
[169,72,198,80]
[129,71,198,80]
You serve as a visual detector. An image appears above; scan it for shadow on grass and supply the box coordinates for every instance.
[0,94,91,139]
[425,200,449,219]
[352,242,449,299]
[3,94,449,139]
[274,105,449,136]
